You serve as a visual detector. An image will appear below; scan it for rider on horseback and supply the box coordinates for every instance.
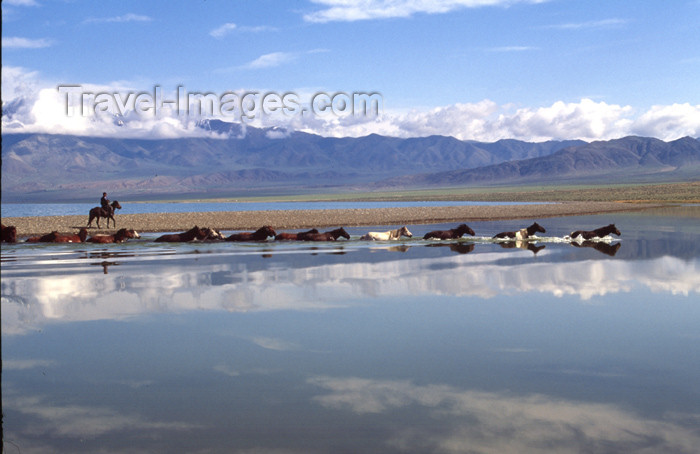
[101,192,113,216]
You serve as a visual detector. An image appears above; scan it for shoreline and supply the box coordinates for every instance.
[2,202,664,237]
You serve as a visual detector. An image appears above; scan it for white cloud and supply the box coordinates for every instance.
[546,18,629,30]
[83,13,152,24]
[210,22,237,38]
[304,0,548,23]
[2,36,53,48]
[243,51,297,69]
[486,45,538,52]
[3,66,699,141]
[210,23,276,38]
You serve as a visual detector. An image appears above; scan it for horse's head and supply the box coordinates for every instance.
[457,224,475,236]
[400,226,413,237]
[259,226,276,238]
[1,224,17,243]
[112,200,122,210]
[336,227,350,240]
[609,224,621,236]
[78,228,88,241]
[202,227,224,240]
[530,222,546,234]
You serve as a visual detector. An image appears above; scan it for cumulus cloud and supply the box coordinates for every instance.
[210,23,276,38]
[2,36,53,48]
[304,0,548,23]
[3,66,699,141]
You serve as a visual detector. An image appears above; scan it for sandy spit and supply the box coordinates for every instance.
[1,202,663,237]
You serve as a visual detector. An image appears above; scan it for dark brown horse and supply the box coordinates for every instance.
[570,224,621,240]
[298,227,350,241]
[275,228,319,241]
[423,224,475,240]
[1,224,17,243]
[226,226,277,242]
[493,222,545,240]
[87,200,122,229]
[88,228,141,243]
[27,228,89,243]
[155,226,207,242]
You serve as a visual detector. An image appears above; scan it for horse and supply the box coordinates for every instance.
[298,227,350,241]
[155,226,207,242]
[498,240,546,255]
[27,228,88,243]
[360,226,413,241]
[569,224,621,241]
[275,228,319,241]
[1,224,17,243]
[493,222,546,240]
[201,227,225,240]
[226,226,276,242]
[423,224,475,240]
[87,228,141,244]
[87,200,122,229]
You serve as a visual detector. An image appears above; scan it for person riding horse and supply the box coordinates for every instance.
[101,192,113,217]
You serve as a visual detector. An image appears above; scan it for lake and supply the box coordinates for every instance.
[2,206,699,453]
[1,200,547,218]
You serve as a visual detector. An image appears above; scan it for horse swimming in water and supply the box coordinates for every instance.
[1,224,17,243]
[569,224,621,241]
[27,228,89,243]
[423,224,475,240]
[87,200,122,229]
[298,227,350,241]
[493,222,545,240]
[155,226,207,242]
[226,226,276,242]
[88,228,141,244]
[275,228,319,241]
[360,226,413,241]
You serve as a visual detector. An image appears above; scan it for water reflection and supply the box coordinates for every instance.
[2,210,699,453]
[2,240,697,336]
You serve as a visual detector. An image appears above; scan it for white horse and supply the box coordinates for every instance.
[360,226,413,241]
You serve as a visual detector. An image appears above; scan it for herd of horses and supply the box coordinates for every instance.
[0,199,622,246]
[1,220,622,246]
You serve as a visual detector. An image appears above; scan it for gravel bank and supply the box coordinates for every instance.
[1,202,662,237]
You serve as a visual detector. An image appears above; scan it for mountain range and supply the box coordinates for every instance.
[1,120,698,202]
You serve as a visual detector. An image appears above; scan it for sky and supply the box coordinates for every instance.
[2,0,700,141]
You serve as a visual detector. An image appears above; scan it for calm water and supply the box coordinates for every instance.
[2,207,699,454]
[1,200,546,218]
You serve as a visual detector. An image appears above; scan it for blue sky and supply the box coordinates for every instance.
[2,0,699,141]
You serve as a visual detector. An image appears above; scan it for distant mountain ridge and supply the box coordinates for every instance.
[1,120,698,202]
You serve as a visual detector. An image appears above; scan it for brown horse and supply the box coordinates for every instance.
[155,226,207,242]
[87,228,141,243]
[1,224,17,243]
[275,228,319,241]
[423,224,475,240]
[493,222,545,240]
[226,226,277,242]
[570,224,621,240]
[298,227,350,241]
[87,200,122,229]
[27,228,89,243]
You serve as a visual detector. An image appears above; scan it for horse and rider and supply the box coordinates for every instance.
[88,192,122,228]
